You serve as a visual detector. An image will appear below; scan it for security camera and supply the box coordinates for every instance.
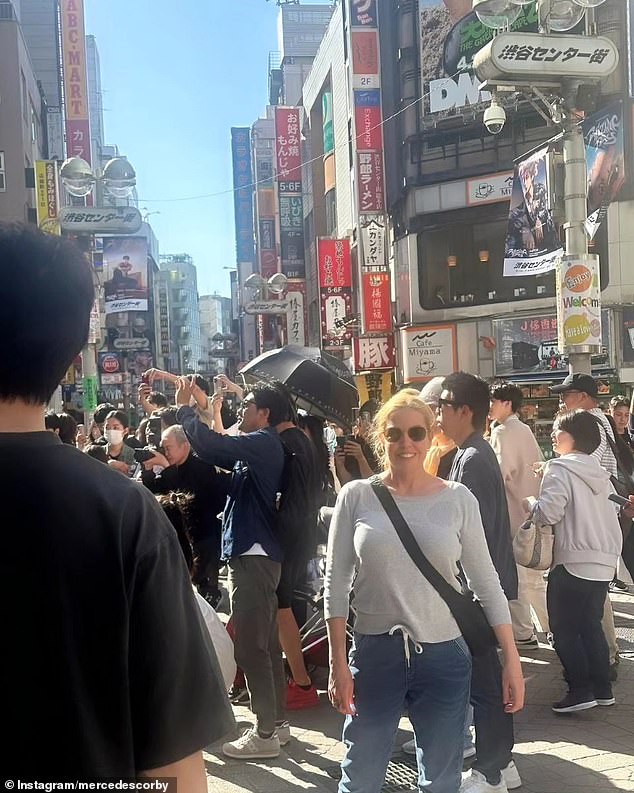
[483,100,506,135]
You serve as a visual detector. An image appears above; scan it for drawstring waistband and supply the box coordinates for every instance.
[389,625,423,667]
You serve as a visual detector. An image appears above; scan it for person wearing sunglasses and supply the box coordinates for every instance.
[325,389,522,793]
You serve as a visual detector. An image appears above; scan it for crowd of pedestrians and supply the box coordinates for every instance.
[4,224,633,791]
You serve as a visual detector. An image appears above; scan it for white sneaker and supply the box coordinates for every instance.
[460,769,508,793]
[276,721,291,746]
[222,727,280,759]
[502,760,522,789]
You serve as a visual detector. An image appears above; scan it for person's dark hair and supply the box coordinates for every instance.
[44,411,62,432]
[250,382,292,427]
[57,412,78,445]
[94,403,116,425]
[604,413,634,475]
[84,444,108,464]
[105,409,129,429]
[553,409,601,455]
[148,391,168,409]
[0,223,94,404]
[441,372,491,432]
[157,406,178,429]
[490,382,523,413]
[299,413,334,496]
[156,492,194,572]
[609,395,629,410]
[359,399,380,419]
[272,381,298,423]
[193,374,209,395]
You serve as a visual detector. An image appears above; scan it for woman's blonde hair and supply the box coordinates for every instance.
[369,388,436,470]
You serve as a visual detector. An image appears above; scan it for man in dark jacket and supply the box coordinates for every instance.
[141,424,230,607]
[176,379,289,760]
[438,372,520,793]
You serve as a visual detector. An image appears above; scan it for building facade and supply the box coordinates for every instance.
[159,253,204,375]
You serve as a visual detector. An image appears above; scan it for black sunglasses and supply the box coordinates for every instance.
[385,426,427,443]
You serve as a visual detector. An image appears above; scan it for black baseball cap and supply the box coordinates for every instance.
[550,373,598,398]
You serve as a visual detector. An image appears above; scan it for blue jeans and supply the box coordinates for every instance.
[339,631,472,793]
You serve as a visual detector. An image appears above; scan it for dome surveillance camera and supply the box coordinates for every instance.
[483,100,506,134]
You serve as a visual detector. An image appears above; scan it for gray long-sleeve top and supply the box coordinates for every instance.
[324,479,511,644]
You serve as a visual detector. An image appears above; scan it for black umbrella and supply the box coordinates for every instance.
[239,345,358,430]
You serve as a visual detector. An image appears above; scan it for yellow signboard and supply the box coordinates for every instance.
[34,161,60,234]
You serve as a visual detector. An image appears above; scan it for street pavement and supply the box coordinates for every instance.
[204,590,634,792]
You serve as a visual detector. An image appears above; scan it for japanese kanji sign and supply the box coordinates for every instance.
[351,30,379,75]
[476,33,619,82]
[285,285,307,347]
[275,107,302,181]
[59,206,142,234]
[362,271,392,333]
[357,151,385,213]
[275,108,305,279]
[231,127,255,264]
[354,91,383,151]
[360,216,386,271]
[279,194,305,279]
[318,239,353,347]
[60,0,91,163]
[353,335,396,372]
[34,161,60,235]
[400,325,458,383]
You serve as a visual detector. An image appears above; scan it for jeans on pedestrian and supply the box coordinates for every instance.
[470,647,514,784]
[547,564,610,696]
[228,555,285,733]
[339,631,472,793]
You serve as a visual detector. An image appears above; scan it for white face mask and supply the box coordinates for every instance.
[105,429,124,445]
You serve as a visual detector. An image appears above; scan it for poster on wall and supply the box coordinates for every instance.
[102,237,148,315]
[503,148,563,277]
[583,100,626,239]
[418,0,536,117]
[400,324,457,382]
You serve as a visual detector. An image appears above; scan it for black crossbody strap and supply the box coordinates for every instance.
[369,476,461,608]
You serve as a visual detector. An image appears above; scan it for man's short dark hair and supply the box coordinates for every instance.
[148,391,168,409]
[490,382,524,413]
[45,412,62,432]
[250,382,292,427]
[157,406,178,428]
[0,223,94,404]
[193,374,209,395]
[554,409,601,455]
[94,403,116,424]
[105,409,129,429]
[57,412,78,445]
[442,372,491,432]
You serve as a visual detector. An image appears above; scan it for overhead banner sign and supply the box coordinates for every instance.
[59,206,142,234]
[583,100,626,239]
[59,0,91,163]
[400,324,458,383]
[102,236,148,315]
[503,147,563,277]
[318,239,353,347]
[34,161,60,235]
[556,254,602,352]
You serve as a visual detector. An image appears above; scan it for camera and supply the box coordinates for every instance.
[134,447,158,464]
[483,100,506,135]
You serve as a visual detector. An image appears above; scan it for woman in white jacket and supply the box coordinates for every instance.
[528,410,622,714]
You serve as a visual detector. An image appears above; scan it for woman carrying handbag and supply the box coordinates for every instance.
[324,390,524,793]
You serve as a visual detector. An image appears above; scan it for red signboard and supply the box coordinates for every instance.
[354,104,383,150]
[275,107,302,181]
[362,271,392,333]
[353,335,396,371]
[351,30,379,75]
[317,239,352,290]
[357,151,385,213]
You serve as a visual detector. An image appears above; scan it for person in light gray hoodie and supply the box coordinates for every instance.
[527,409,622,715]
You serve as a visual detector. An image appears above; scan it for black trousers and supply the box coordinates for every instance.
[471,646,514,783]
[547,564,610,696]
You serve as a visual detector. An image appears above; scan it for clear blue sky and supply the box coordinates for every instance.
[84,0,279,297]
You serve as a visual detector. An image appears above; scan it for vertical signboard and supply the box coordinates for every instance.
[556,254,602,352]
[231,127,255,265]
[102,237,149,315]
[275,107,305,279]
[59,0,91,163]
[318,239,353,348]
[362,272,392,333]
[34,161,60,235]
[286,282,307,347]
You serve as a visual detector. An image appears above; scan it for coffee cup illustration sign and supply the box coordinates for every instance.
[476,182,494,199]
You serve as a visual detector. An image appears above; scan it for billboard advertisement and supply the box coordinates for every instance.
[231,127,255,265]
[102,237,148,315]
[279,194,305,279]
[318,239,353,347]
[556,254,602,352]
[59,0,91,163]
[357,151,385,213]
[418,0,537,116]
[583,100,626,239]
[503,148,562,277]
[362,271,392,333]
[34,161,60,234]
[354,90,383,150]
[275,107,302,181]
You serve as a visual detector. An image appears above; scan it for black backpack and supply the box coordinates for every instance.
[274,439,317,557]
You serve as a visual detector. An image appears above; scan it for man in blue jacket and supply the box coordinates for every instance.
[176,380,288,760]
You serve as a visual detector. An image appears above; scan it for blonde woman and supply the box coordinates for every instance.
[324,390,524,793]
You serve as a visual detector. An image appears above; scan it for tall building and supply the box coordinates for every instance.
[85,34,105,167]
[159,253,204,375]
[199,293,233,375]
[0,0,47,221]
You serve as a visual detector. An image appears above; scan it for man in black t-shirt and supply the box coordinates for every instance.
[0,224,233,786]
